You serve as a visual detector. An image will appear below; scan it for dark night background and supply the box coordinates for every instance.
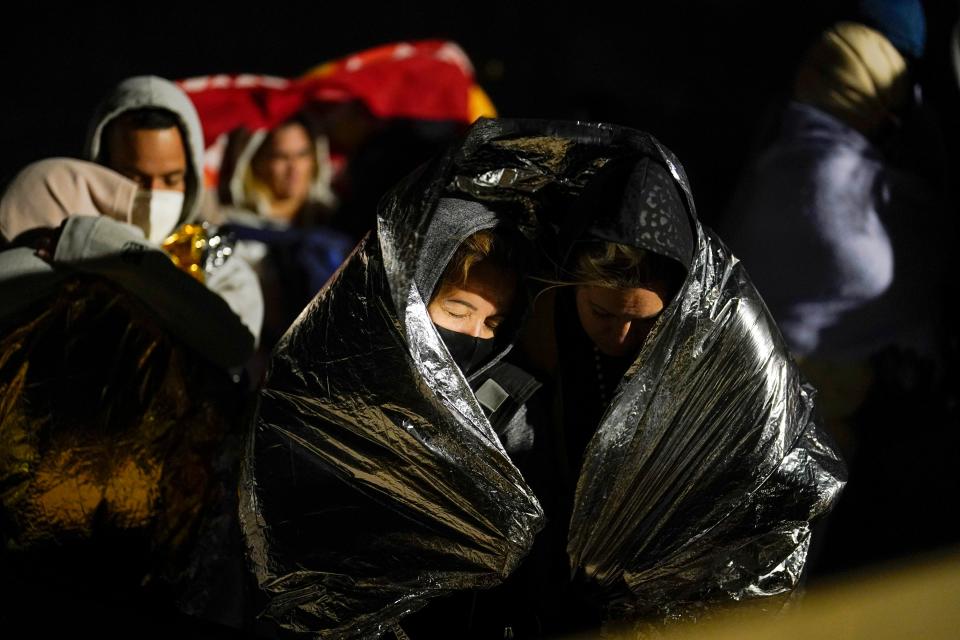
[2,0,959,599]
[4,1,957,227]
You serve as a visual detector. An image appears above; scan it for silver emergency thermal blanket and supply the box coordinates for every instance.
[241,118,846,638]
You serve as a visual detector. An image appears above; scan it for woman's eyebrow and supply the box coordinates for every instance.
[445,298,477,311]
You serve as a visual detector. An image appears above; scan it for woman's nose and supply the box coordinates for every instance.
[612,321,631,344]
[465,320,486,338]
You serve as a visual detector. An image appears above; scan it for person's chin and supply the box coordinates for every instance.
[597,343,632,358]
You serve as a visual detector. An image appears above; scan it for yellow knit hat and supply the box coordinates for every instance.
[794,21,909,134]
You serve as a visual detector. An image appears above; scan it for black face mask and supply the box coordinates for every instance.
[434,324,497,376]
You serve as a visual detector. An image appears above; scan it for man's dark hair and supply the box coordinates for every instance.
[99,108,183,164]
[115,107,180,130]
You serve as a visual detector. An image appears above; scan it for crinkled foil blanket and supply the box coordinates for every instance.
[244,119,846,638]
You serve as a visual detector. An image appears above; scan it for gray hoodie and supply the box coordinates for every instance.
[0,158,261,369]
[84,75,206,224]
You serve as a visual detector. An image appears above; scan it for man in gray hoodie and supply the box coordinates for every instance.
[86,76,207,233]
[83,75,264,352]
[0,76,263,369]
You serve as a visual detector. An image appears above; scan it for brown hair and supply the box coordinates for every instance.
[562,241,685,294]
[435,230,515,296]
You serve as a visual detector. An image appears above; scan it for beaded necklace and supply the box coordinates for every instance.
[593,344,610,406]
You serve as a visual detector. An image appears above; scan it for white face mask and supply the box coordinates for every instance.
[132,189,185,244]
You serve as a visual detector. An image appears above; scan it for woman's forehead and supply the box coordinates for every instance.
[584,284,665,317]
[443,261,517,312]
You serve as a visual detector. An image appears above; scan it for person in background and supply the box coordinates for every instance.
[225,115,336,226]
[720,21,941,366]
[719,17,953,574]
[217,116,349,365]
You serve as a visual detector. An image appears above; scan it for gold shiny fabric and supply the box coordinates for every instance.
[0,279,237,582]
[162,223,207,283]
